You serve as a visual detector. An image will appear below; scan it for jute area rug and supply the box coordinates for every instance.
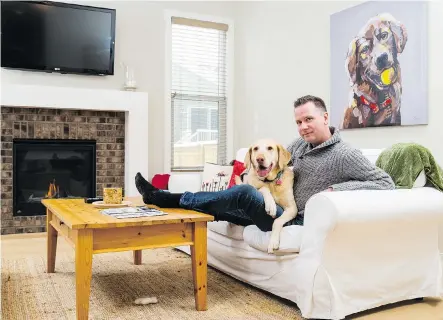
[2,248,303,320]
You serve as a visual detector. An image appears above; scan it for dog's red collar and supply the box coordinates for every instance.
[355,94,392,113]
[264,170,283,185]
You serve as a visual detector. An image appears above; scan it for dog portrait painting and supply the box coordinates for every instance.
[330,1,428,129]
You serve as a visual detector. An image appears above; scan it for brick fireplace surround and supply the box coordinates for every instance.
[1,107,125,234]
[1,84,149,235]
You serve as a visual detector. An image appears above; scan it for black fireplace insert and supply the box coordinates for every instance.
[13,139,96,216]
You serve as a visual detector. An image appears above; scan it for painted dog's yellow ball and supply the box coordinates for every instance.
[381,68,394,85]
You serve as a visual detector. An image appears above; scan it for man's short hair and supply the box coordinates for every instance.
[294,95,327,113]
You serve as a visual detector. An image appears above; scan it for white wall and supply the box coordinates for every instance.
[233,1,443,165]
[1,0,237,180]
[232,1,358,149]
[233,0,443,251]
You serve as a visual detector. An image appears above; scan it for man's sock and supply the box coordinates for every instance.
[135,172,158,194]
[135,172,182,208]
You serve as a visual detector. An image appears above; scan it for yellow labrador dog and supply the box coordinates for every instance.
[239,139,297,253]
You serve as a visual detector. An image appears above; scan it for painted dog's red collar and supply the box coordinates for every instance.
[355,93,392,113]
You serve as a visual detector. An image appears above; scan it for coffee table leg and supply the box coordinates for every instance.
[46,209,58,273]
[190,221,208,311]
[75,229,93,320]
[133,250,142,265]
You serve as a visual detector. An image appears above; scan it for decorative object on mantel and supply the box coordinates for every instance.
[122,63,137,91]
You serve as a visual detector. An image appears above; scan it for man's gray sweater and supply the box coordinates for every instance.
[286,127,395,215]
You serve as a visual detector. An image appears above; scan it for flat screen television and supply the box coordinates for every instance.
[1,1,116,76]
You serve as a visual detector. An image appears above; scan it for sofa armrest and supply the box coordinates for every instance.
[304,187,443,229]
[301,187,443,257]
[297,187,443,319]
[168,173,202,193]
[305,188,443,227]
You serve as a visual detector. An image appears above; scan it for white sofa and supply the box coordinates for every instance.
[174,148,443,319]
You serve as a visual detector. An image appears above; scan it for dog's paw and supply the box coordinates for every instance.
[267,233,280,254]
[134,296,158,305]
[264,197,277,218]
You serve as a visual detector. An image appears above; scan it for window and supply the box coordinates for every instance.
[170,16,228,171]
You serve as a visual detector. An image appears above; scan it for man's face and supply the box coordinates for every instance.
[294,102,329,145]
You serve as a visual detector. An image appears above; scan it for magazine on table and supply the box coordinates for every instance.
[101,207,168,219]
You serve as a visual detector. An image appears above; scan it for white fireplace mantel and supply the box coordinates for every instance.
[1,84,149,197]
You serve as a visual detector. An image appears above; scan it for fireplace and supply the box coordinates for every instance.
[13,139,96,217]
[1,85,148,235]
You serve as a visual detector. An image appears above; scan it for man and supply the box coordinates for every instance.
[135,95,395,232]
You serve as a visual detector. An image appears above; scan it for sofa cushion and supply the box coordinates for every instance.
[360,148,385,164]
[208,221,245,240]
[168,174,202,193]
[243,225,304,254]
[413,170,426,188]
[228,160,246,188]
[151,173,170,190]
[236,148,249,162]
[201,162,233,191]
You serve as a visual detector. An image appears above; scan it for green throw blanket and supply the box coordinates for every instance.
[376,143,443,192]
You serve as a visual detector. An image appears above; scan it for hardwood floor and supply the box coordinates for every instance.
[2,233,443,319]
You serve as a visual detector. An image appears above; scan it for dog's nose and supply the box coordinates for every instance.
[256,157,264,164]
[376,53,389,69]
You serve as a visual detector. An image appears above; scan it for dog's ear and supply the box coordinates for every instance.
[389,20,407,54]
[277,145,292,169]
[244,147,252,169]
[345,38,358,86]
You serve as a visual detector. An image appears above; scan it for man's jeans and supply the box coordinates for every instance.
[179,184,303,232]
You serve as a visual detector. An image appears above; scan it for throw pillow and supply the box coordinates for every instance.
[228,160,246,188]
[151,174,170,190]
[201,162,233,192]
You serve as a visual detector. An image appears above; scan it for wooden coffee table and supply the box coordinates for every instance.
[41,196,214,320]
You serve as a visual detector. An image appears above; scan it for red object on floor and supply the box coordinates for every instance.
[228,160,246,188]
[151,174,170,190]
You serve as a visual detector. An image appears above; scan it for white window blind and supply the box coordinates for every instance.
[170,17,228,171]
